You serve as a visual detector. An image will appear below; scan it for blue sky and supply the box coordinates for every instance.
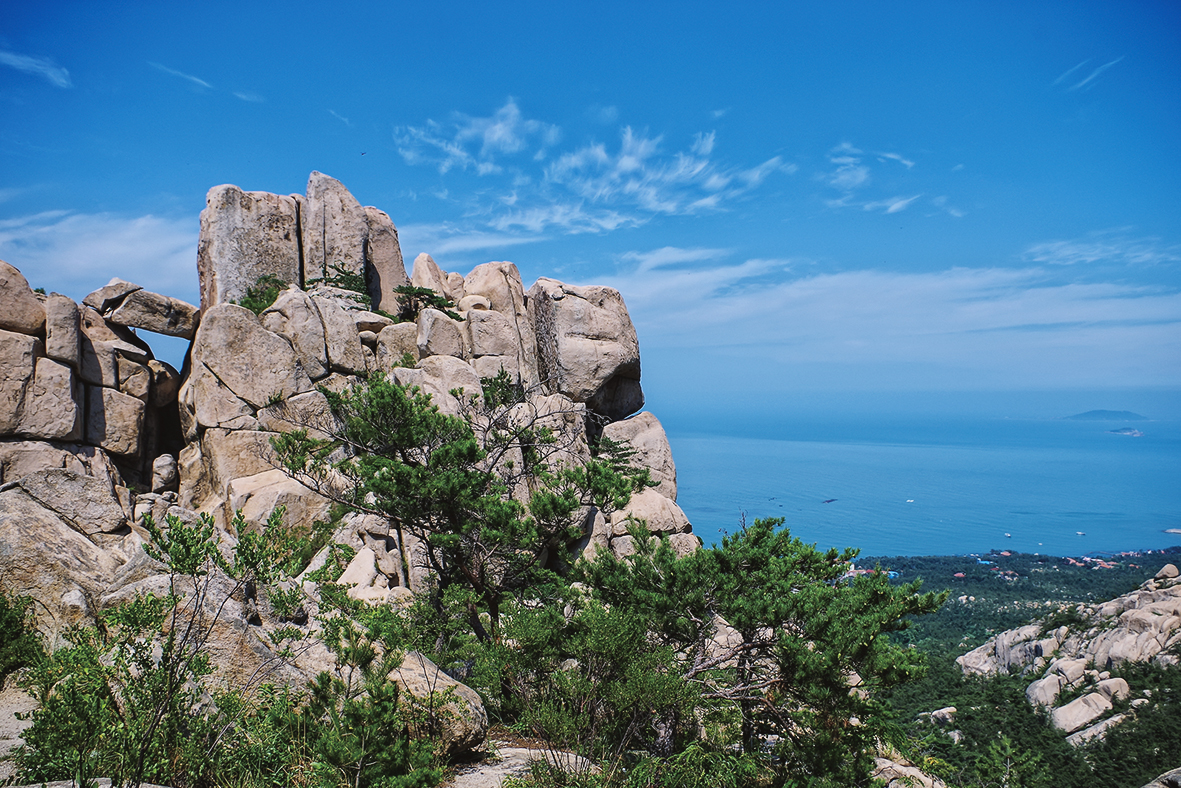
[2,1,1179,424]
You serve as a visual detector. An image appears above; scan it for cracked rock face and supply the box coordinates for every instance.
[527,277,643,422]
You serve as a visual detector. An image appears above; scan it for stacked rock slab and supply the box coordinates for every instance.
[0,262,185,490]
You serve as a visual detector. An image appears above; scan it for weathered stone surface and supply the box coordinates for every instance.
[1051,692,1112,733]
[182,428,280,513]
[609,488,691,536]
[458,294,491,312]
[262,289,328,379]
[117,356,151,401]
[108,289,200,339]
[1096,676,1130,701]
[44,294,80,367]
[79,337,119,388]
[1066,712,1128,747]
[471,354,520,384]
[82,278,142,313]
[666,532,701,558]
[310,293,366,374]
[16,468,127,535]
[353,310,395,334]
[1157,563,1180,580]
[463,262,540,388]
[376,322,419,370]
[152,453,178,493]
[147,359,180,407]
[0,487,125,643]
[410,253,449,297]
[417,308,467,359]
[1141,766,1181,788]
[224,469,331,536]
[197,185,301,311]
[79,307,151,362]
[872,756,947,788]
[391,651,488,756]
[0,261,46,335]
[192,304,312,409]
[0,331,39,436]
[303,171,368,283]
[364,205,408,313]
[86,386,145,456]
[527,277,642,421]
[956,624,1045,676]
[601,411,677,500]
[187,361,252,429]
[19,357,82,440]
[466,308,519,358]
[1025,673,1064,707]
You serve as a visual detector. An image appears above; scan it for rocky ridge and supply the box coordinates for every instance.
[955,563,1181,746]
[0,171,698,769]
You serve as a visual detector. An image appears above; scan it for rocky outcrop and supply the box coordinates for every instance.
[527,278,642,422]
[0,171,669,761]
[1142,766,1181,788]
[958,568,1181,746]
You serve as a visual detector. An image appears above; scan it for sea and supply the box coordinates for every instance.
[668,416,1181,559]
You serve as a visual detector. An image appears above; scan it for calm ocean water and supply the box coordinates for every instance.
[668,417,1181,558]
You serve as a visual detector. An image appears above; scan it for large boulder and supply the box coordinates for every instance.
[0,331,40,436]
[191,304,312,410]
[85,386,145,456]
[1050,692,1112,733]
[417,308,466,359]
[107,289,200,340]
[463,262,540,388]
[601,411,677,500]
[14,468,128,535]
[18,357,82,441]
[392,356,483,417]
[310,292,366,374]
[609,488,692,537]
[390,651,488,756]
[44,294,81,368]
[197,185,302,311]
[527,277,642,421]
[364,206,408,313]
[302,171,369,284]
[261,289,329,379]
[0,262,46,336]
[410,253,453,302]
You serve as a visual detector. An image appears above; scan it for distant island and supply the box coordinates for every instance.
[1065,409,1148,421]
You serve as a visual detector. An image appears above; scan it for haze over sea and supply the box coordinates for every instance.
[667,409,1181,560]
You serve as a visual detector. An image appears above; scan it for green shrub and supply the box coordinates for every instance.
[0,590,43,685]
[236,274,287,315]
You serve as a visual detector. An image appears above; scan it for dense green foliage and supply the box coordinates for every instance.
[390,284,463,322]
[0,591,43,686]
[235,274,288,315]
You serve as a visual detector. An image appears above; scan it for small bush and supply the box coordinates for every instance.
[0,590,43,685]
[236,274,287,315]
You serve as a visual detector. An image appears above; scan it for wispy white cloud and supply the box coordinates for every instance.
[397,222,548,261]
[1053,60,1090,86]
[931,195,965,218]
[877,152,915,169]
[1069,57,1124,91]
[586,104,619,124]
[711,108,730,119]
[620,246,732,273]
[234,91,264,103]
[1024,230,1180,267]
[863,194,921,214]
[0,50,71,88]
[149,61,212,90]
[597,258,1181,389]
[395,101,794,234]
[395,99,561,175]
[328,109,351,126]
[545,127,790,220]
[0,211,198,303]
